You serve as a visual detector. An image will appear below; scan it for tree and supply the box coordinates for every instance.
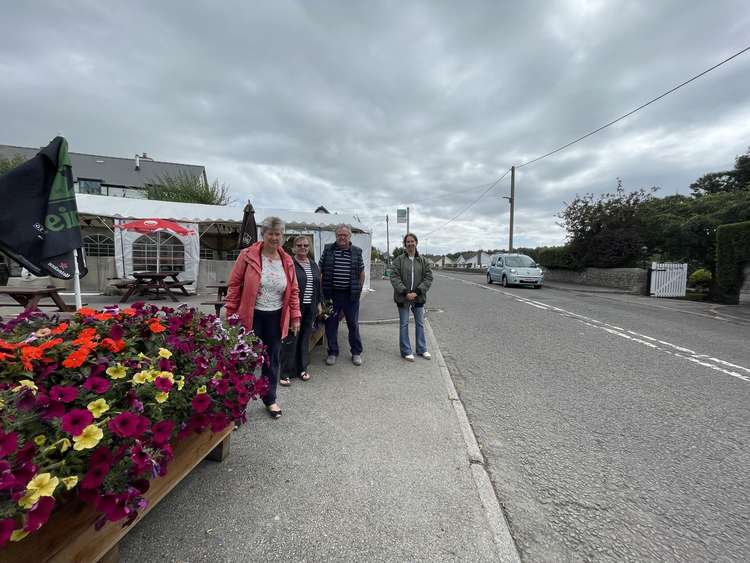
[392,246,405,258]
[146,171,234,205]
[557,179,656,268]
[690,147,750,195]
[371,246,384,261]
[0,155,27,176]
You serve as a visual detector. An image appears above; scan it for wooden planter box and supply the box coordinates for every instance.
[2,425,233,563]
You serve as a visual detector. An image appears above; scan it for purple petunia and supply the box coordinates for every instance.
[61,409,94,436]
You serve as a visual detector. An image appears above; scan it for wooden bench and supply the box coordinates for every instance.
[0,287,77,313]
[201,300,225,316]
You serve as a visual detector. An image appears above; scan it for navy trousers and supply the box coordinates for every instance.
[325,290,363,356]
[252,308,282,406]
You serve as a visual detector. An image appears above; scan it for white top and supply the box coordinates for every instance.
[255,255,287,311]
[300,259,313,305]
[409,255,415,291]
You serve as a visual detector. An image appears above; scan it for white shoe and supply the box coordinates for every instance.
[420,352,432,360]
[404,354,415,362]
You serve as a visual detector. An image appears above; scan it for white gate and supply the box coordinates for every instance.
[650,262,687,297]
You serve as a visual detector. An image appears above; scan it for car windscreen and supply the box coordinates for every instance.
[505,256,536,267]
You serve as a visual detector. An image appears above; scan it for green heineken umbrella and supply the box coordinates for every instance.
[0,136,88,290]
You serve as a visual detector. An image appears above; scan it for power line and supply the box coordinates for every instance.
[423,167,512,237]
[516,44,750,169]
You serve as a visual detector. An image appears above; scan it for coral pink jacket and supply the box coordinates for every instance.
[225,242,301,338]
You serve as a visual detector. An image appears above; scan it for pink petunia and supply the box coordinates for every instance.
[191,393,212,413]
[153,377,173,393]
[0,517,15,547]
[24,496,55,532]
[49,385,78,403]
[0,431,18,458]
[81,463,110,490]
[61,409,94,436]
[89,446,114,467]
[210,413,231,433]
[83,376,110,394]
[151,420,174,445]
[97,493,129,522]
[40,400,66,421]
[108,412,140,438]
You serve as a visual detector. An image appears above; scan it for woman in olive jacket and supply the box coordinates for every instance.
[390,233,433,361]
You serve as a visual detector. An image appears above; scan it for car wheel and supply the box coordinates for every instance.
[502,276,508,287]
[534,284,542,289]
[487,273,492,284]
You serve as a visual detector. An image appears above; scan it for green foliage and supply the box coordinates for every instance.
[716,221,750,303]
[392,246,405,257]
[536,245,581,270]
[690,147,750,195]
[514,247,538,261]
[557,179,656,268]
[371,246,384,261]
[0,154,28,176]
[688,268,712,289]
[146,171,234,205]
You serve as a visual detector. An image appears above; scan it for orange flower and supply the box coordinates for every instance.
[101,338,126,353]
[0,338,19,351]
[77,307,97,317]
[72,328,99,348]
[95,312,114,321]
[0,351,12,361]
[20,346,44,371]
[62,346,92,369]
[120,308,136,317]
[148,320,166,334]
[51,322,69,335]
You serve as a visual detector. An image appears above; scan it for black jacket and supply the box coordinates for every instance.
[293,257,323,313]
[319,242,364,299]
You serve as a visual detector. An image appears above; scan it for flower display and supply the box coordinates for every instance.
[0,304,264,546]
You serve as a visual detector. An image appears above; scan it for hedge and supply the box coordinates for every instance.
[716,220,750,304]
[535,245,581,270]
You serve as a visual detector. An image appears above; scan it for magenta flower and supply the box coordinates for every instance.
[0,517,16,547]
[154,377,173,392]
[89,446,114,467]
[0,431,18,458]
[151,420,174,445]
[134,415,150,437]
[81,463,110,490]
[210,413,231,432]
[109,323,124,339]
[108,412,141,438]
[130,445,151,473]
[83,376,110,394]
[40,400,66,421]
[191,393,212,413]
[24,496,55,532]
[50,385,78,403]
[61,409,94,436]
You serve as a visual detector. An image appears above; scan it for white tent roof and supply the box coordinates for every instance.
[75,194,370,232]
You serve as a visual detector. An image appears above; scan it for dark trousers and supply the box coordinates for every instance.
[253,308,282,406]
[280,303,315,378]
[325,290,363,356]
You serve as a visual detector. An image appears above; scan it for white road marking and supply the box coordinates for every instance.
[437,274,750,384]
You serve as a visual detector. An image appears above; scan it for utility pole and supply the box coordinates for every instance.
[406,206,410,234]
[508,166,515,252]
[386,214,390,263]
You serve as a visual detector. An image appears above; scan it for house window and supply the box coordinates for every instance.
[78,179,102,195]
[132,234,185,272]
[83,234,115,257]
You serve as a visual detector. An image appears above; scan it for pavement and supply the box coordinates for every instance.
[112,278,519,562]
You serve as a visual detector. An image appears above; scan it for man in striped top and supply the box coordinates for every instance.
[319,224,365,366]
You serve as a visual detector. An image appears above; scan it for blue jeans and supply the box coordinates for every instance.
[325,290,363,356]
[398,303,426,356]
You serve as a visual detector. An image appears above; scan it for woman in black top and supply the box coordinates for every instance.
[280,235,323,385]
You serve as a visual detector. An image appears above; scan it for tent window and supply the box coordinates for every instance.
[132,234,185,272]
[224,249,240,261]
[77,179,102,195]
[200,247,216,260]
[83,234,114,257]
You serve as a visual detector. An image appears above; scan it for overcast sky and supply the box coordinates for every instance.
[2,1,749,254]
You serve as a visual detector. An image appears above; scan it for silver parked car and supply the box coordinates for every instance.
[487,254,543,288]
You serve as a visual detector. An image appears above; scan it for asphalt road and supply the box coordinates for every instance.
[428,273,750,562]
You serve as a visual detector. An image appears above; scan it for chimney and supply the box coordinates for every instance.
[135,154,140,171]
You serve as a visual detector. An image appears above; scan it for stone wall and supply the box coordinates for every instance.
[543,267,646,293]
[371,262,386,279]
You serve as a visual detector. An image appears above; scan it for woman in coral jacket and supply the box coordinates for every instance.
[225,216,301,419]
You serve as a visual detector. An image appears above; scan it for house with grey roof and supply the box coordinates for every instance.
[0,143,207,199]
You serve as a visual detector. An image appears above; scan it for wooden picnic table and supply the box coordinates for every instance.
[0,286,77,313]
[119,271,192,303]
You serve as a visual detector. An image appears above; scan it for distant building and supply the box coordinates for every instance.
[0,144,207,199]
